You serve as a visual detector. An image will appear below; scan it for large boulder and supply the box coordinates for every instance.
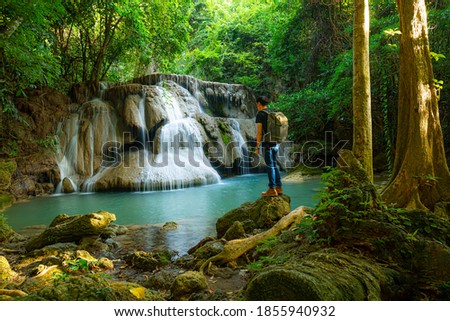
[244,250,397,301]
[216,195,291,238]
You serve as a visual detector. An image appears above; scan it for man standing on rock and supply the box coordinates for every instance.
[255,96,282,197]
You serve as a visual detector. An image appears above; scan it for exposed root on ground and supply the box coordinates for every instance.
[199,206,311,274]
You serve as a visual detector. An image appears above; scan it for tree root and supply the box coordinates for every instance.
[0,289,27,298]
[199,206,311,274]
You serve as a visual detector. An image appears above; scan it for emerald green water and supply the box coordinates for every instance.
[2,174,322,253]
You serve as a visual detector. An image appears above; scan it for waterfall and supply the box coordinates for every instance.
[56,99,120,192]
[230,119,250,174]
[56,79,234,192]
[135,86,220,191]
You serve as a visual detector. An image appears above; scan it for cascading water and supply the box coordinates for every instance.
[135,85,221,190]
[56,99,119,192]
[229,119,250,174]
[55,77,255,193]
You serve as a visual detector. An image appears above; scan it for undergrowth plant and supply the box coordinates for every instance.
[297,167,450,247]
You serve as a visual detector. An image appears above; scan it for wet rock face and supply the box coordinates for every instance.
[61,177,75,193]
[134,73,257,119]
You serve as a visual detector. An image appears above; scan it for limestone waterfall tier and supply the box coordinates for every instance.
[56,76,258,192]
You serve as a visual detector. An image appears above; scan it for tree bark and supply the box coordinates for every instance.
[352,0,373,182]
[382,0,450,210]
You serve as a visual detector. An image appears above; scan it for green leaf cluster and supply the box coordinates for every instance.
[1,0,63,113]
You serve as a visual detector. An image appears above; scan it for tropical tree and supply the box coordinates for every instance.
[55,0,191,97]
[381,0,450,210]
[352,0,373,182]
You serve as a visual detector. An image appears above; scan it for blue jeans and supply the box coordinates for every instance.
[263,145,282,189]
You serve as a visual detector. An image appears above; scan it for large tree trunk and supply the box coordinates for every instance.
[352,0,373,182]
[382,0,450,210]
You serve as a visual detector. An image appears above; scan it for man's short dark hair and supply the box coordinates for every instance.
[257,96,269,106]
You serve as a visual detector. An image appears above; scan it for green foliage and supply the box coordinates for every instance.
[246,255,281,272]
[57,0,191,85]
[34,135,59,153]
[66,258,91,272]
[255,236,278,252]
[370,10,401,173]
[1,0,63,114]
[1,140,19,158]
[174,0,273,92]
[430,52,446,62]
[218,121,231,145]
[52,271,70,286]
[296,215,317,241]
[270,82,330,141]
[246,236,288,272]
[0,213,14,242]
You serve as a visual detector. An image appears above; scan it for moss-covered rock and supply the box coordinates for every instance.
[33,275,150,300]
[216,195,291,238]
[0,256,17,281]
[144,270,179,291]
[244,250,397,301]
[124,250,171,271]
[193,240,224,260]
[170,271,208,300]
[161,221,178,231]
[223,221,246,241]
[0,214,14,242]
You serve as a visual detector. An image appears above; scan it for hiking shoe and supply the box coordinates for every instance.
[276,186,283,195]
[262,188,278,197]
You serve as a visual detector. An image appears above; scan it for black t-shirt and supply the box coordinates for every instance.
[256,109,276,147]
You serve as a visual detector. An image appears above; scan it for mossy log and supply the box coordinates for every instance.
[200,206,310,273]
[25,210,116,251]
